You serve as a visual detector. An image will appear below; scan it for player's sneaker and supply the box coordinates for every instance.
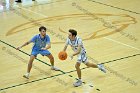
[73,79,82,87]
[98,64,106,73]
[23,74,29,79]
[51,66,60,71]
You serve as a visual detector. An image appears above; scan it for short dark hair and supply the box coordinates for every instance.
[69,29,77,36]
[39,26,47,31]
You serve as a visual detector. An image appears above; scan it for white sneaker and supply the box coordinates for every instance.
[23,74,29,79]
[51,66,60,71]
[73,79,82,87]
[98,64,106,73]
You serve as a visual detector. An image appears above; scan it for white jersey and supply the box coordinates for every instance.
[66,37,86,54]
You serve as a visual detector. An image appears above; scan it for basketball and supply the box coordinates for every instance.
[58,51,67,60]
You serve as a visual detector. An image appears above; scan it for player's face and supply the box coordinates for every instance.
[68,32,75,40]
[40,29,46,36]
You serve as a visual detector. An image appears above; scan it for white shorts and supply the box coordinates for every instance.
[77,52,88,64]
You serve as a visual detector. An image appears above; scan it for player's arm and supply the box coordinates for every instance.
[70,45,81,60]
[63,45,68,51]
[72,45,81,56]
[41,35,51,50]
[70,38,82,60]
[16,41,31,50]
[63,38,69,51]
[46,43,51,49]
[41,43,51,50]
[16,35,37,50]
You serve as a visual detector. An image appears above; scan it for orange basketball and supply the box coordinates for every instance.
[58,51,67,60]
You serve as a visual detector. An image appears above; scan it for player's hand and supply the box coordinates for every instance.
[16,47,21,50]
[41,47,46,50]
[70,54,74,60]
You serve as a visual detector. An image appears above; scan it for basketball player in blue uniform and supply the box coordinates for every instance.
[16,26,60,79]
[63,29,106,87]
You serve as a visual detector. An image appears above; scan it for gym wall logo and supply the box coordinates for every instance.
[6,13,136,43]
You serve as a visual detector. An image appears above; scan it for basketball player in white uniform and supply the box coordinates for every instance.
[63,29,106,87]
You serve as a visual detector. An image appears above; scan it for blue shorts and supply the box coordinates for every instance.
[31,49,51,56]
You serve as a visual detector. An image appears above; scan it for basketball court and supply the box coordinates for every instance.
[0,0,140,93]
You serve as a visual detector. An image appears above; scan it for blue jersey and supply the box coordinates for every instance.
[30,34,50,50]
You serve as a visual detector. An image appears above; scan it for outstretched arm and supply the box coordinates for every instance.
[16,41,31,50]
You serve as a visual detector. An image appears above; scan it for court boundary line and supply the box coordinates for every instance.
[88,0,140,15]
[104,37,140,51]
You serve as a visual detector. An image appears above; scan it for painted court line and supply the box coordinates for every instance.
[15,5,48,18]
[88,0,140,15]
[104,37,140,51]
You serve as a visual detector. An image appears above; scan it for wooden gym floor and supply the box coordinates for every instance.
[0,0,140,93]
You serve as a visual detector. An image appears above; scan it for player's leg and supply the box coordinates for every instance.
[27,55,36,73]
[23,55,36,79]
[47,54,54,66]
[75,62,81,79]
[85,62,98,68]
[80,52,106,73]
[85,62,106,73]
[73,62,82,87]
[41,50,60,71]
[73,53,87,87]
[47,54,60,71]
[23,49,38,79]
